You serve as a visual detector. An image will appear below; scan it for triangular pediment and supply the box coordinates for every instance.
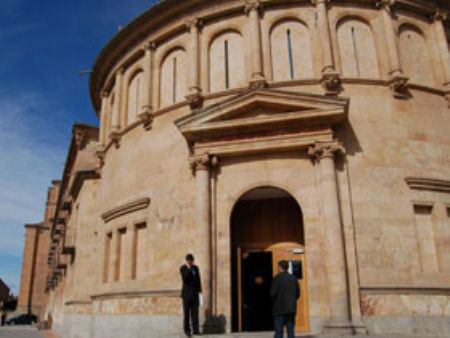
[176,89,348,141]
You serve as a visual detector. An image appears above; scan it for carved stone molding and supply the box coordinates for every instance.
[321,72,342,96]
[249,78,267,90]
[310,0,331,7]
[308,141,345,163]
[96,147,105,168]
[91,289,181,301]
[138,109,154,131]
[101,197,151,223]
[100,90,109,98]
[73,129,87,150]
[405,177,450,193]
[389,75,410,98]
[141,40,156,52]
[432,10,449,22]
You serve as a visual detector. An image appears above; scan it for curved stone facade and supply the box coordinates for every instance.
[40,0,450,337]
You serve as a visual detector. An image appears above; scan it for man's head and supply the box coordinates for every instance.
[278,260,288,272]
[186,253,194,267]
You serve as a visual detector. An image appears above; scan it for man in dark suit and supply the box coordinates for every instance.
[270,260,300,338]
[180,253,202,336]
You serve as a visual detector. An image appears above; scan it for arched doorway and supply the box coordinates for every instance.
[231,186,309,333]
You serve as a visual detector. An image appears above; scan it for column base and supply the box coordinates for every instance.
[322,318,356,335]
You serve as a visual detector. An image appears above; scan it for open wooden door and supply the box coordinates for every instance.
[272,244,309,333]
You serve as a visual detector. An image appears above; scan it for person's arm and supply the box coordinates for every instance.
[196,266,202,293]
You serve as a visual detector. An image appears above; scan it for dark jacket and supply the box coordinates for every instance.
[180,264,202,300]
[270,271,300,316]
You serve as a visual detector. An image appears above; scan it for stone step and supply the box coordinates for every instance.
[165,334,447,338]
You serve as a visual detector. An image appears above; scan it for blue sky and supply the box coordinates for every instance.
[0,0,157,295]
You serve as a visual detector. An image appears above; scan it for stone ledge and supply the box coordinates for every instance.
[360,286,450,295]
[405,177,450,193]
[101,197,151,223]
[91,289,180,300]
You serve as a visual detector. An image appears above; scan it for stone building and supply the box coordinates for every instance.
[0,279,10,303]
[17,181,60,316]
[20,0,450,337]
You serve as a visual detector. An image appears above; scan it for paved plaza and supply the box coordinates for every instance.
[0,326,43,338]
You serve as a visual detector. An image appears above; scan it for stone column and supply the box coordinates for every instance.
[308,141,352,334]
[245,0,266,88]
[432,12,450,97]
[190,154,213,330]
[99,91,109,148]
[186,18,203,107]
[139,42,155,130]
[311,0,341,95]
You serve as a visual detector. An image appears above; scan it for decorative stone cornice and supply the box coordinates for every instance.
[101,197,151,223]
[308,141,345,163]
[405,177,450,193]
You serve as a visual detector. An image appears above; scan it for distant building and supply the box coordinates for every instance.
[0,278,10,303]
[19,0,450,337]
[17,182,60,316]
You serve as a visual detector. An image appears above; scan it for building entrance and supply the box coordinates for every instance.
[231,186,309,333]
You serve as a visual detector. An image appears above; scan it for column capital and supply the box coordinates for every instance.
[189,154,218,172]
[432,10,449,22]
[375,0,396,9]
[142,41,156,52]
[310,0,331,7]
[185,17,203,30]
[100,90,109,99]
[244,0,262,15]
[308,141,345,163]
[116,66,125,76]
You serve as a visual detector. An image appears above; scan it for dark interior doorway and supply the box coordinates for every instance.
[242,251,273,332]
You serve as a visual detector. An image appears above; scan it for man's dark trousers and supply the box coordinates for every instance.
[274,313,295,338]
[183,296,199,335]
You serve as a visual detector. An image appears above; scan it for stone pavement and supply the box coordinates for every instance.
[0,326,43,338]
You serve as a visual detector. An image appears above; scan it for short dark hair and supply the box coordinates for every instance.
[186,253,194,261]
[278,260,288,271]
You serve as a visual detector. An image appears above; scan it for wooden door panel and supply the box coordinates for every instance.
[272,246,309,333]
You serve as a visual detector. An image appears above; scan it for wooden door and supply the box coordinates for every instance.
[272,245,309,333]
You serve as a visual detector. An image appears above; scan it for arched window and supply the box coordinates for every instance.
[337,18,380,78]
[399,25,433,85]
[160,48,187,108]
[270,20,313,82]
[209,31,246,93]
[127,71,143,125]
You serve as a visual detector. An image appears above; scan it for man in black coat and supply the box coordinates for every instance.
[180,253,202,336]
[270,260,300,338]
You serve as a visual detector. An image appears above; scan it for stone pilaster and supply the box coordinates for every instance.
[432,11,450,105]
[308,141,353,334]
[311,0,341,95]
[245,0,266,88]
[111,67,124,134]
[189,154,218,331]
[186,18,203,108]
[99,90,109,148]
[139,42,156,130]
[376,0,410,98]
